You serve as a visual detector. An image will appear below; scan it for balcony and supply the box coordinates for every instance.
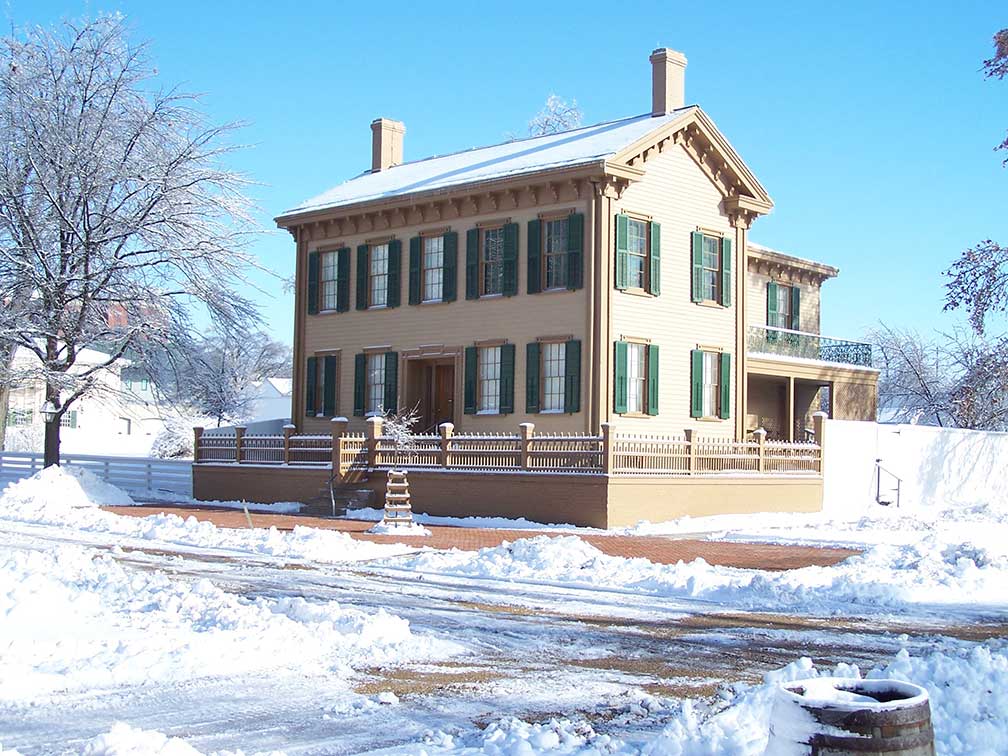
[747,325,872,368]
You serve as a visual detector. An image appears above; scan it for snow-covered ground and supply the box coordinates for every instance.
[1,465,1006,754]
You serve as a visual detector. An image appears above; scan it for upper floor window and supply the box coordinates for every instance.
[423,236,444,302]
[369,243,389,308]
[544,219,569,290]
[478,345,501,413]
[626,219,648,290]
[320,251,339,311]
[699,235,721,302]
[690,232,732,307]
[615,214,661,296]
[767,281,801,331]
[481,227,504,296]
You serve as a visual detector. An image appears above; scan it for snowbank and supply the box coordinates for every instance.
[82,723,203,755]
[368,521,432,537]
[0,464,135,511]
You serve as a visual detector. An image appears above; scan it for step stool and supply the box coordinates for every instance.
[383,470,413,525]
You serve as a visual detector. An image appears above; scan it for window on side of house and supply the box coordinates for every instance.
[320,250,339,311]
[481,227,504,296]
[423,235,444,302]
[626,342,647,414]
[366,352,385,414]
[700,234,721,302]
[543,218,569,290]
[541,341,566,412]
[701,350,720,418]
[626,218,648,290]
[369,243,389,308]
[478,345,501,414]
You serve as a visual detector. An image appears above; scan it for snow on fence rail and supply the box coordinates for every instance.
[193,419,822,477]
[0,452,192,497]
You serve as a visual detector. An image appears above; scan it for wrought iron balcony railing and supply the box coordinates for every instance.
[747,325,873,368]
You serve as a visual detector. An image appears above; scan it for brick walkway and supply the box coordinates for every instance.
[105,505,857,570]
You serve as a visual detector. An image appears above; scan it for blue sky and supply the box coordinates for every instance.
[11,1,1008,345]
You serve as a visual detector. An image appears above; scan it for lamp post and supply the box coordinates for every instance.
[40,400,59,468]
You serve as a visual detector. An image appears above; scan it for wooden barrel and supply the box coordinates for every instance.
[764,677,935,755]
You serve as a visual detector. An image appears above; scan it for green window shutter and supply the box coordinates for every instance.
[613,341,628,414]
[383,351,398,413]
[567,213,584,290]
[465,229,479,300]
[791,285,801,330]
[690,349,704,418]
[353,353,365,416]
[443,232,458,302]
[306,251,320,315]
[355,245,368,310]
[565,339,581,414]
[499,343,515,414]
[386,239,401,308]
[648,221,661,296]
[525,341,540,413]
[720,237,732,307]
[527,219,542,295]
[615,214,629,290]
[336,247,350,312]
[502,222,519,296]
[463,346,477,414]
[691,232,704,303]
[306,356,319,416]
[719,352,731,420]
[408,236,422,305]
[646,344,660,416]
[322,355,337,416]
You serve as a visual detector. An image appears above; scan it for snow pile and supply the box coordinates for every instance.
[398,533,1008,615]
[0,543,458,702]
[368,521,432,537]
[1,464,135,511]
[82,723,203,755]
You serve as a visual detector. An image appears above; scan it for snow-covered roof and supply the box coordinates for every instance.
[266,377,293,396]
[747,241,839,279]
[280,109,697,219]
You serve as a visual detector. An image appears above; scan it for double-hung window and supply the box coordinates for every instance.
[369,243,389,308]
[626,342,647,414]
[701,351,720,418]
[320,251,339,311]
[481,227,504,296]
[690,349,731,420]
[768,283,794,330]
[541,342,566,412]
[478,346,501,413]
[422,236,444,302]
[366,353,385,414]
[543,219,569,290]
[626,218,648,290]
[699,235,721,302]
[691,231,731,307]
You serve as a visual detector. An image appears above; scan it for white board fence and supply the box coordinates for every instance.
[0,452,192,498]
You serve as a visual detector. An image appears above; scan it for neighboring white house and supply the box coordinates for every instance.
[245,377,292,424]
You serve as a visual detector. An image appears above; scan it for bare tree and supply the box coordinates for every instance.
[528,94,583,136]
[0,17,262,465]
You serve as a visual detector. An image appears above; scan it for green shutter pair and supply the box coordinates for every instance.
[527,214,584,294]
[689,350,731,420]
[690,232,732,306]
[766,282,801,331]
[465,224,519,299]
[355,241,402,309]
[463,344,515,414]
[352,351,398,416]
[525,340,581,413]
[408,233,458,305]
[614,214,661,295]
[612,341,659,415]
[304,355,338,417]
[305,248,351,314]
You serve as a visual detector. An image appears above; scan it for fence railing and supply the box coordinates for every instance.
[195,418,824,478]
[748,325,873,368]
[0,451,192,497]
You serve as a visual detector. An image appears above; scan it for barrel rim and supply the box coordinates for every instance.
[778,677,930,712]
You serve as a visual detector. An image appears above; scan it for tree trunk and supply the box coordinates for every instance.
[43,337,61,468]
[0,342,15,451]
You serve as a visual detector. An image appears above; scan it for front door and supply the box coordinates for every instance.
[432,364,454,427]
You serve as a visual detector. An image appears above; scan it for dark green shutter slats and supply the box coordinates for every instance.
[691,232,704,303]
[463,346,477,414]
[465,229,479,300]
[567,213,584,290]
[690,349,703,418]
[443,232,458,302]
[355,245,368,310]
[306,356,318,416]
[322,355,337,416]
[527,219,542,295]
[525,342,540,413]
[306,251,319,315]
[767,280,779,334]
[383,351,398,413]
[502,223,518,296]
[565,339,581,414]
[719,352,731,420]
[408,236,422,305]
[720,237,732,307]
[646,344,660,416]
[648,221,661,296]
[500,343,515,414]
[791,285,801,330]
[387,240,401,308]
[615,214,629,290]
[613,341,628,414]
[353,353,366,416]
[336,247,350,312]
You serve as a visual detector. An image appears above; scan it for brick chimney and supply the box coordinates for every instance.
[371,118,405,172]
[649,48,687,116]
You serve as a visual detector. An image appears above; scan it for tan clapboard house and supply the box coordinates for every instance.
[275,48,877,444]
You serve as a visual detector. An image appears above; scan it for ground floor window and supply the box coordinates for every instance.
[626,342,647,414]
[367,353,385,414]
[478,346,501,413]
[541,341,566,412]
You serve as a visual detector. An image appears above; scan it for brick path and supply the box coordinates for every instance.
[105,505,857,570]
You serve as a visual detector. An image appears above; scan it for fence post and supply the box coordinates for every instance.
[282,424,296,464]
[234,426,246,464]
[753,428,767,473]
[330,417,347,470]
[193,427,204,463]
[366,416,383,470]
[684,429,696,475]
[439,422,454,468]
[519,422,534,470]
[812,411,827,474]
[601,423,614,475]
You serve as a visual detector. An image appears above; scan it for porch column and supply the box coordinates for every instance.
[786,377,795,442]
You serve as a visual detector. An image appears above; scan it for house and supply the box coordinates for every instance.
[190,48,877,527]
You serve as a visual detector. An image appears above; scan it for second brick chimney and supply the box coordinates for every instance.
[371,118,406,172]
[649,48,688,116]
